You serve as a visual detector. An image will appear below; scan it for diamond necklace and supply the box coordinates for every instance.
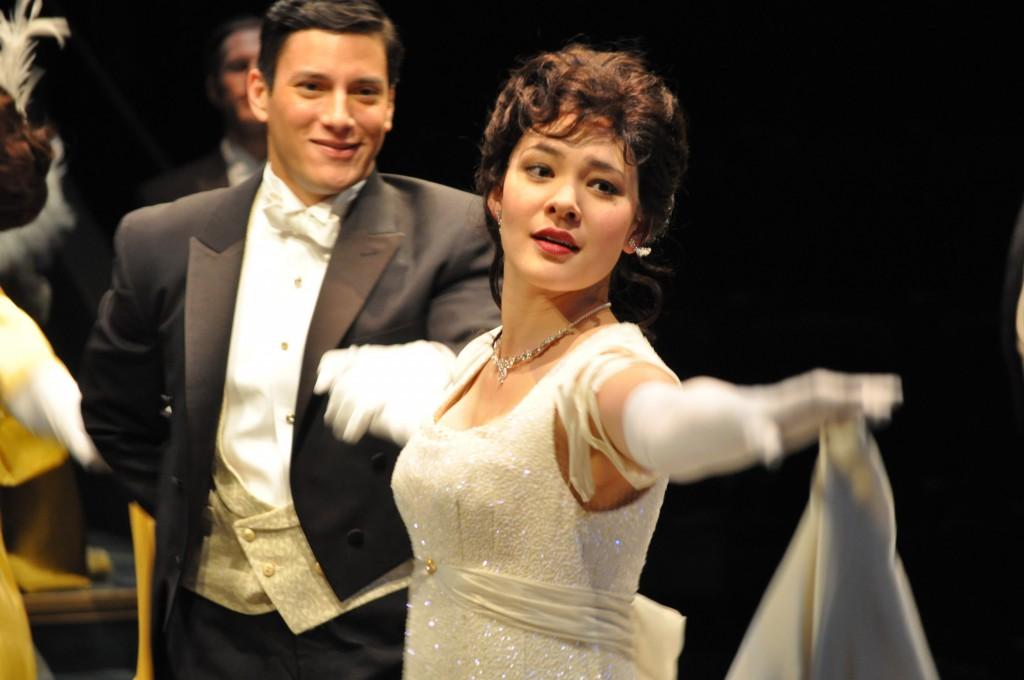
[491,301,611,385]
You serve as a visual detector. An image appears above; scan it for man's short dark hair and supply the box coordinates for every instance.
[204,15,263,81]
[259,0,404,88]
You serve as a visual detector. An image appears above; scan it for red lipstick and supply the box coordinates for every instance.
[532,227,579,255]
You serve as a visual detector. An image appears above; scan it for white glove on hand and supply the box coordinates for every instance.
[624,369,901,483]
[314,341,456,446]
[747,368,901,455]
[6,360,106,471]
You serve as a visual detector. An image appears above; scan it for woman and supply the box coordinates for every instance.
[316,44,906,677]
[374,45,900,678]
[1,4,97,675]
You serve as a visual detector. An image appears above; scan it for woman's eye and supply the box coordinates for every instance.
[525,164,553,178]
[591,179,620,196]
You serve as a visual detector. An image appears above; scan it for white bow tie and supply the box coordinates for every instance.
[263,201,340,251]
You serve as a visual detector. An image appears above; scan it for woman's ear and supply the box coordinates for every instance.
[623,217,645,253]
[486,190,503,226]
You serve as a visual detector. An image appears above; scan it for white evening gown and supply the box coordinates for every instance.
[392,324,682,680]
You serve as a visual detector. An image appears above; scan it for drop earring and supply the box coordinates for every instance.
[629,237,652,258]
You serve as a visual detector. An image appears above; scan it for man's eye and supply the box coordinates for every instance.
[353,85,382,98]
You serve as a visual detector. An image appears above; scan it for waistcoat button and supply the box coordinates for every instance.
[346,529,365,547]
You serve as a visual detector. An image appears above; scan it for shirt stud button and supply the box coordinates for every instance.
[425,558,437,575]
[280,342,289,350]
[285,413,295,425]
[294,277,303,288]
[263,563,276,578]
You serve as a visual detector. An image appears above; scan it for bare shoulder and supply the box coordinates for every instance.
[596,363,677,435]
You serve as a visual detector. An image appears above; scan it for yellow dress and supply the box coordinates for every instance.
[0,289,71,680]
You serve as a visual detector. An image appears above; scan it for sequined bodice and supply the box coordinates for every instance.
[392,324,669,678]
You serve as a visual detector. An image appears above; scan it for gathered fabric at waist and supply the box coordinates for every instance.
[414,558,684,679]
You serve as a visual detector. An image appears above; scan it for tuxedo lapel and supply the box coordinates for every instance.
[295,172,404,432]
[184,176,260,472]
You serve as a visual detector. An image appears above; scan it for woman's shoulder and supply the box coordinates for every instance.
[559,322,673,381]
[550,322,672,503]
[580,322,651,349]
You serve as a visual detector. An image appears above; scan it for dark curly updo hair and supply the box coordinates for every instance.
[475,44,688,329]
[0,89,53,231]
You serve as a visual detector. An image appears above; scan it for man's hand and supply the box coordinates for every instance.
[314,341,456,446]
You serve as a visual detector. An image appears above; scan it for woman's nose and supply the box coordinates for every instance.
[545,183,580,224]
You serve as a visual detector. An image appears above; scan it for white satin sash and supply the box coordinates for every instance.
[420,559,685,680]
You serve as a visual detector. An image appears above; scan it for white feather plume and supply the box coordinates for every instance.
[0,0,69,114]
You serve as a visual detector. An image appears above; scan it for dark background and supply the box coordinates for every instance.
[17,0,1024,677]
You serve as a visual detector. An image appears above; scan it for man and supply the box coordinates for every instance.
[137,15,266,205]
[79,1,497,677]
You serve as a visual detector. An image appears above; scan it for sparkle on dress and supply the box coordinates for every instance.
[393,324,671,679]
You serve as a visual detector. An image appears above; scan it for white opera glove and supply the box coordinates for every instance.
[746,368,901,454]
[314,340,456,446]
[5,360,107,471]
[623,369,901,483]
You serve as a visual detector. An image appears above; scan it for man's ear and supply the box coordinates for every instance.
[247,68,270,123]
[384,86,396,133]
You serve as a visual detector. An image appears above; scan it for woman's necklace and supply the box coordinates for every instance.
[491,301,611,385]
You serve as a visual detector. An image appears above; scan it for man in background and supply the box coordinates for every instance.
[137,15,266,205]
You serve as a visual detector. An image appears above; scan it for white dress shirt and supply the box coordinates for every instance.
[219,137,262,187]
[218,165,363,507]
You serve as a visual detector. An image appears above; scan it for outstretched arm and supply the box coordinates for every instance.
[598,367,902,483]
